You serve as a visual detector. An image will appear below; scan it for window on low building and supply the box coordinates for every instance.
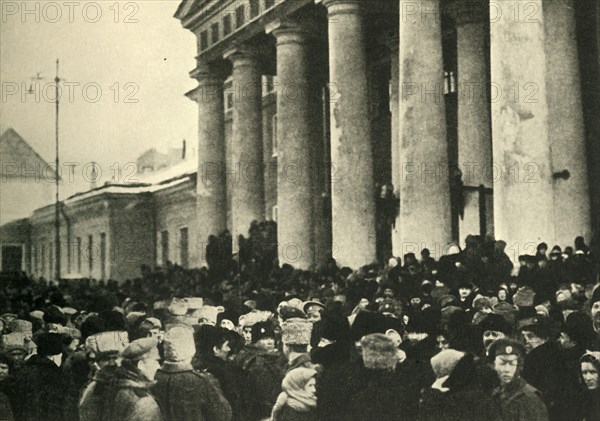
[272,114,278,157]
[77,237,82,273]
[249,0,260,18]
[200,30,208,50]
[223,14,232,36]
[88,235,93,275]
[211,23,220,44]
[236,5,245,28]
[180,227,189,268]
[100,233,106,280]
[161,230,169,267]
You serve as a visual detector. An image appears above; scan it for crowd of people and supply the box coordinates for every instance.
[0,227,599,421]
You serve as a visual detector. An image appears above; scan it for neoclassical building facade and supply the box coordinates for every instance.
[175,0,600,270]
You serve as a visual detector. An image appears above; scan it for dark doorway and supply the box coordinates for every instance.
[2,245,22,273]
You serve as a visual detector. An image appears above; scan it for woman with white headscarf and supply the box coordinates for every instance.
[270,367,317,421]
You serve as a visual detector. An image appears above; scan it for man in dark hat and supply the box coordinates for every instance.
[520,316,576,421]
[242,321,283,421]
[10,332,68,421]
[480,313,513,355]
[489,338,548,421]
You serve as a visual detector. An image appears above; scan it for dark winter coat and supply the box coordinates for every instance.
[492,377,548,421]
[522,341,578,421]
[346,368,418,421]
[275,405,317,421]
[10,354,67,421]
[240,345,284,421]
[194,353,246,421]
[152,361,231,421]
[100,364,163,421]
[0,391,14,421]
[79,364,119,421]
[580,388,600,421]
[420,354,502,421]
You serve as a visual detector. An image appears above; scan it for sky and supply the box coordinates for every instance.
[1,0,198,196]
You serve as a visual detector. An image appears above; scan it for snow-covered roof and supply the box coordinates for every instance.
[63,159,196,205]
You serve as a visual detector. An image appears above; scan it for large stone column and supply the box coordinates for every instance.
[389,32,402,258]
[490,0,554,259]
[267,19,320,270]
[452,0,493,244]
[398,0,452,258]
[544,0,591,247]
[320,0,376,268]
[224,47,265,242]
[189,62,227,262]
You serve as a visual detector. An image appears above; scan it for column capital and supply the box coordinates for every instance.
[190,59,228,83]
[316,0,362,16]
[445,0,486,26]
[223,45,259,69]
[266,18,318,45]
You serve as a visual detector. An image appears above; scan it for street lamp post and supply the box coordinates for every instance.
[54,59,61,282]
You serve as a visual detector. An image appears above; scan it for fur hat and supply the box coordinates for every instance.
[121,337,160,361]
[251,321,276,343]
[1,332,28,352]
[98,310,126,331]
[85,331,129,356]
[480,313,513,336]
[492,302,519,325]
[8,319,32,336]
[562,312,595,348]
[360,333,397,370]
[163,324,196,362]
[168,298,188,316]
[36,332,65,357]
[473,296,493,311]
[351,311,391,342]
[238,310,272,328]
[430,349,465,378]
[183,297,204,310]
[318,311,350,343]
[281,318,312,345]
[437,294,459,309]
[194,305,225,326]
[513,287,535,307]
[59,326,82,340]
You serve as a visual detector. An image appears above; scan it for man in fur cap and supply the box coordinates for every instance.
[153,325,231,421]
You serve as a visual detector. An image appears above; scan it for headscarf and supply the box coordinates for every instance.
[271,368,317,420]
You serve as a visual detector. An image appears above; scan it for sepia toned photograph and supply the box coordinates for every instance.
[0,0,599,420]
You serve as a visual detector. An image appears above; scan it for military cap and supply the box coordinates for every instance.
[488,338,527,360]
